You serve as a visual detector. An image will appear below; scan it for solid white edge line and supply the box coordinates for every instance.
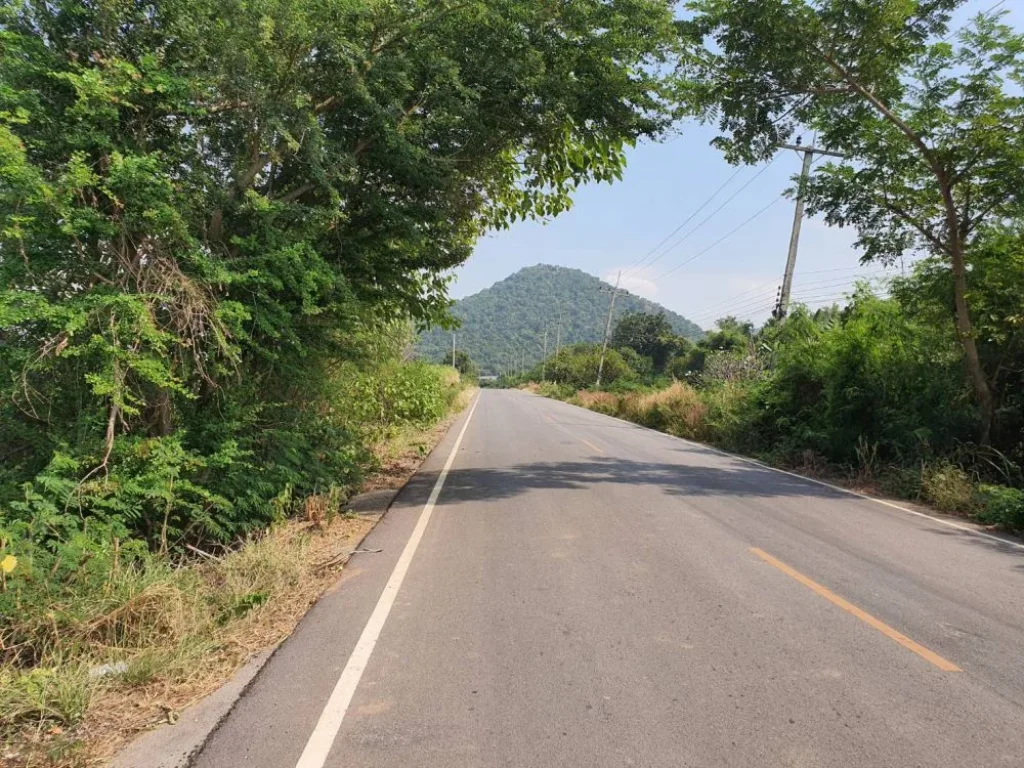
[294,393,481,768]
[521,390,1024,553]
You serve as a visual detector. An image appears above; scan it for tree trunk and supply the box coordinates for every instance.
[949,240,995,445]
[148,389,174,437]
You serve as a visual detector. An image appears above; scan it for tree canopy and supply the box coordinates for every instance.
[0,0,687,548]
[680,0,1024,442]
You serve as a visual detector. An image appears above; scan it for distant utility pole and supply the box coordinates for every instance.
[596,271,622,387]
[541,328,549,382]
[451,333,456,369]
[555,308,563,357]
[774,142,845,318]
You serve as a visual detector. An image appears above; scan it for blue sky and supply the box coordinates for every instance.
[450,0,1020,331]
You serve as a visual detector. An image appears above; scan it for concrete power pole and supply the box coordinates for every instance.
[775,142,844,319]
[555,308,563,357]
[542,328,549,382]
[451,333,456,369]
[596,271,622,387]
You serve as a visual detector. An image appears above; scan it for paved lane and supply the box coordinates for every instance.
[194,389,1024,768]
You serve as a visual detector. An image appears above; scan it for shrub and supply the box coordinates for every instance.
[975,485,1024,531]
[572,390,621,416]
[617,382,707,438]
[921,462,979,515]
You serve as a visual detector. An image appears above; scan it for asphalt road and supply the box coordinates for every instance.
[193,389,1024,768]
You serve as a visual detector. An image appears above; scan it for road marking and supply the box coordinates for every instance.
[750,548,962,672]
[579,438,605,455]
[294,394,480,768]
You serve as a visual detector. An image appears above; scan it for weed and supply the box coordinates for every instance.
[921,462,980,515]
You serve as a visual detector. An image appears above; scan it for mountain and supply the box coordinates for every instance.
[416,264,704,375]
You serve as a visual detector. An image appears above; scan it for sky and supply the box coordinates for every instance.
[447,0,1021,332]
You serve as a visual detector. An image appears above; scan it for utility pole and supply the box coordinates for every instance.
[541,328,549,382]
[555,309,563,357]
[596,271,622,387]
[451,333,456,369]
[774,142,845,318]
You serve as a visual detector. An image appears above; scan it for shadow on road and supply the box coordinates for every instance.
[425,456,851,505]
[924,527,1024,563]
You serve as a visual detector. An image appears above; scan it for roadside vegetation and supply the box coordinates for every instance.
[0,0,683,763]
[519,265,1024,533]
[3,0,1024,762]
[514,0,1024,536]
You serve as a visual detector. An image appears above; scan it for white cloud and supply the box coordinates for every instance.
[602,266,659,299]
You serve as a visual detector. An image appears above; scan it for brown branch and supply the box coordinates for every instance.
[878,194,951,255]
[276,182,316,204]
[817,51,937,166]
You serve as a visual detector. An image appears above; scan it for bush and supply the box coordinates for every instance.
[975,485,1024,531]
[572,391,621,416]
[545,345,634,389]
[618,382,707,438]
[921,462,979,515]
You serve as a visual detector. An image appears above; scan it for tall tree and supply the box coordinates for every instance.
[0,0,684,487]
[681,0,1024,443]
[611,311,682,371]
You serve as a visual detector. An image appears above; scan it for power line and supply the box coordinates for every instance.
[658,194,786,280]
[620,167,745,280]
[942,0,1006,41]
[687,279,781,318]
[636,159,779,278]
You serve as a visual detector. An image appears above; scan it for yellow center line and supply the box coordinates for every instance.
[749,547,961,673]
[541,410,605,454]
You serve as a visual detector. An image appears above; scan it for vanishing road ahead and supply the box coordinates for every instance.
[195,389,1024,768]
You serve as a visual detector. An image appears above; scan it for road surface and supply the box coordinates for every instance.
[194,389,1024,768]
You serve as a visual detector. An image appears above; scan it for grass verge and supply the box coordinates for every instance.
[1,388,476,768]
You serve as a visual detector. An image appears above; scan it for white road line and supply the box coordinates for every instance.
[530,392,1024,553]
[294,393,480,768]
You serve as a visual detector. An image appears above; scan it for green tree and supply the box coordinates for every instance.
[682,0,1024,443]
[449,350,480,380]
[0,0,685,545]
[546,344,635,388]
[611,312,686,372]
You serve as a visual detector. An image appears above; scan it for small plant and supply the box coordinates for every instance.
[921,462,979,515]
[854,436,879,481]
[975,485,1024,532]
[0,666,92,729]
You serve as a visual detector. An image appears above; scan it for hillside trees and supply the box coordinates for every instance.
[0,0,685,548]
[681,0,1024,443]
[416,265,705,374]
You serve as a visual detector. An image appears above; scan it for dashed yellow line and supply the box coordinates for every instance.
[750,548,961,672]
[579,438,605,455]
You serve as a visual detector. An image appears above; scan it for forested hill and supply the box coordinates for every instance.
[416,265,704,375]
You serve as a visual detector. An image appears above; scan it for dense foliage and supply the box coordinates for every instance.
[681,0,1024,443]
[416,265,704,374]
[0,0,688,682]
[526,256,1024,531]
[0,1,690,756]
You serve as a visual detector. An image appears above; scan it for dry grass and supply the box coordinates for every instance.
[619,382,707,438]
[363,387,476,493]
[571,390,620,415]
[2,389,477,768]
[3,516,375,768]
